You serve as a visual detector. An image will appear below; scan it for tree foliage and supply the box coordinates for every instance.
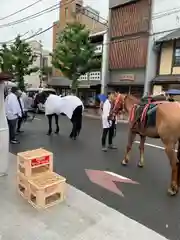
[52,22,101,92]
[0,44,14,74]
[0,35,38,90]
[10,35,38,90]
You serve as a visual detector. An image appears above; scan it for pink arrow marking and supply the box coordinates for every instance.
[85,169,139,197]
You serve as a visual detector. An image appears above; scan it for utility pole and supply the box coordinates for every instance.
[39,40,43,88]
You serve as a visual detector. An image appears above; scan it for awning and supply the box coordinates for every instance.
[156,29,180,43]
[48,77,71,86]
[152,75,180,83]
[166,89,180,95]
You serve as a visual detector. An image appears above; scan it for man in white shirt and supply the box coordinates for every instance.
[101,93,117,151]
[5,87,21,144]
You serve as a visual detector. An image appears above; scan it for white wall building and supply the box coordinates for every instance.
[144,0,180,94]
[24,40,52,88]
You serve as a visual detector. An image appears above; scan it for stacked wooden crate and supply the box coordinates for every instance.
[17,148,66,209]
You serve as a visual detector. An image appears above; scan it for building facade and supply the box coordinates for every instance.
[24,40,52,88]
[108,0,151,97]
[152,36,180,94]
[50,0,106,102]
[145,0,180,94]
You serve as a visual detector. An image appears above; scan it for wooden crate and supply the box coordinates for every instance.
[17,173,29,199]
[17,148,53,177]
[28,172,66,209]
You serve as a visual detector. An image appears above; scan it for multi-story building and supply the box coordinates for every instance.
[25,40,52,88]
[145,0,180,94]
[49,0,106,102]
[107,0,151,97]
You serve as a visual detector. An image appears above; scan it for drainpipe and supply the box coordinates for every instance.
[0,81,9,175]
[144,0,157,95]
[101,31,108,94]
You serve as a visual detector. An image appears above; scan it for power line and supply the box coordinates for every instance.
[0,31,30,44]
[0,3,60,29]
[0,0,43,21]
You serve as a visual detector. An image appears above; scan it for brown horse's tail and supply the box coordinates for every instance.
[177,140,180,187]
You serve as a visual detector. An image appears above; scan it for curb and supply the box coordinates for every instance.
[83,114,128,124]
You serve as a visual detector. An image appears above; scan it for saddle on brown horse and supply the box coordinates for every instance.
[130,95,167,128]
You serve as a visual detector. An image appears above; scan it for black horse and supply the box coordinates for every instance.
[33,92,59,135]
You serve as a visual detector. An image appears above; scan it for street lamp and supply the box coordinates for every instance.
[0,72,12,176]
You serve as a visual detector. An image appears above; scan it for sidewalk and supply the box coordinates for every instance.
[0,153,168,240]
[83,110,128,124]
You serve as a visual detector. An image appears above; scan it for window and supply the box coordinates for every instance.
[174,40,180,66]
[43,57,48,67]
[65,7,68,17]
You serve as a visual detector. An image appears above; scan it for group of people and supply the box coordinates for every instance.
[4,85,120,149]
[5,87,27,144]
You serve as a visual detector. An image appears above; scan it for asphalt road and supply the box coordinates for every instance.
[10,115,180,240]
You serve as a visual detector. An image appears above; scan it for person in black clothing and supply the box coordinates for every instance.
[168,94,175,102]
[16,91,24,133]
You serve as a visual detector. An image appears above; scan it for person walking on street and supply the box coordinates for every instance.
[101,93,117,152]
[5,87,21,144]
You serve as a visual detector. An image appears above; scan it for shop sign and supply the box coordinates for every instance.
[119,74,135,81]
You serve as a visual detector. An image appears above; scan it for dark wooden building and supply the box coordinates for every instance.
[108,0,152,97]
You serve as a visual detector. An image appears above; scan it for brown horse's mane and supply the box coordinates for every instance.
[123,94,140,104]
[122,94,140,113]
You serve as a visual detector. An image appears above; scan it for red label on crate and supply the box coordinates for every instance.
[31,155,50,167]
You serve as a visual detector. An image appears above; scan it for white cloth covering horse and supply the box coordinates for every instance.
[45,94,84,139]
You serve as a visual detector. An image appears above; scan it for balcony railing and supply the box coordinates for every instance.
[78,71,101,81]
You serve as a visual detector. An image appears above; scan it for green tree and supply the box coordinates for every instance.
[0,44,14,74]
[10,35,38,91]
[52,22,101,93]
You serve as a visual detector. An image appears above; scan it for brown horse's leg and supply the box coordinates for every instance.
[164,142,178,196]
[176,139,180,187]
[138,135,146,168]
[122,130,136,166]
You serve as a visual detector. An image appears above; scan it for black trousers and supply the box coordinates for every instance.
[47,114,59,133]
[70,105,83,139]
[8,118,17,141]
[101,120,115,147]
[17,117,23,131]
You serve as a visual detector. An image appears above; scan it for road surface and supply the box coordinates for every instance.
[10,115,180,240]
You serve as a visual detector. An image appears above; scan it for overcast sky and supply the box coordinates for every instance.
[0,0,108,50]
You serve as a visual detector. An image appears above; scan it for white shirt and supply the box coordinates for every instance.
[102,99,112,128]
[58,95,84,119]
[5,93,21,120]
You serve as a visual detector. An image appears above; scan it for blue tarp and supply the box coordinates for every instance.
[166,89,180,95]
[97,94,107,102]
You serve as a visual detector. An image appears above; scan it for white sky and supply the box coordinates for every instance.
[0,0,108,51]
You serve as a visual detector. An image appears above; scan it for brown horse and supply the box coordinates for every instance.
[113,93,180,196]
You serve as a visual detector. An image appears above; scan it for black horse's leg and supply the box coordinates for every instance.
[47,114,52,135]
[54,114,59,134]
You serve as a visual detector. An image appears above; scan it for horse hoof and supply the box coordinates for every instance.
[121,160,128,166]
[137,162,144,168]
[167,188,178,196]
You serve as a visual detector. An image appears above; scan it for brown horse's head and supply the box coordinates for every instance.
[113,93,140,114]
